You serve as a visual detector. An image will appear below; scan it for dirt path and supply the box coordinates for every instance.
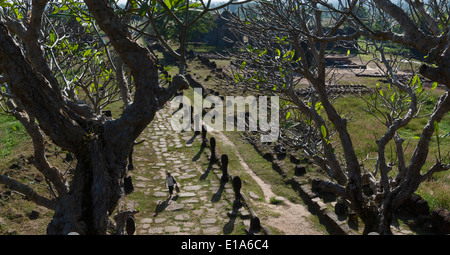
[210,130,323,235]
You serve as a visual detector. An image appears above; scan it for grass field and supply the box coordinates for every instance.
[0,115,29,159]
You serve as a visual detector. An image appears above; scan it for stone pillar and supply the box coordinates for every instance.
[126,215,135,235]
[201,125,208,146]
[124,175,134,195]
[348,212,359,228]
[210,137,217,163]
[232,176,242,202]
[250,216,261,233]
[335,198,348,216]
[221,154,229,183]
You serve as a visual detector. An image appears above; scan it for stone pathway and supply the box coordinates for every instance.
[123,106,251,235]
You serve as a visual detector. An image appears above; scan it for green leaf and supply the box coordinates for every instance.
[321,125,327,140]
[240,61,246,70]
[276,49,281,57]
[49,32,56,44]
[0,0,12,7]
[273,85,277,91]
[139,1,150,17]
[390,93,396,102]
[188,2,202,9]
[416,75,423,93]
[379,89,383,97]
[434,120,439,133]
[276,36,287,44]
[234,73,241,83]
[411,74,418,87]
[283,50,295,60]
[286,111,291,120]
[347,49,350,56]
[259,48,267,57]
[89,83,95,93]
[315,102,323,112]
[59,5,69,11]
[164,0,172,9]
[83,48,92,58]
[431,82,438,91]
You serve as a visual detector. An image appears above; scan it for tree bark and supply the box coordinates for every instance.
[47,137,126,235]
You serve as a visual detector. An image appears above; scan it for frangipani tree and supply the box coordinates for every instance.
[229,0,450,234]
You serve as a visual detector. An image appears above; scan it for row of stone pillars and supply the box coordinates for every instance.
[205,126,265,235]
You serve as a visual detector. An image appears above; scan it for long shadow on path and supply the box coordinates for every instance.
[211,182,226,203]
[153,196,179,217]
[223,200,242,234]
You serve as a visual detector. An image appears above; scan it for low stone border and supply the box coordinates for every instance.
[431,207,450,234]
[243,132,358,235]
[296,84,372,96]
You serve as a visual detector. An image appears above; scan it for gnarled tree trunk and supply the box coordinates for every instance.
[47,137,129,234]
[0,0,188,235]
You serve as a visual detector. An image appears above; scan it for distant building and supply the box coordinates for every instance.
[203,11,242,48]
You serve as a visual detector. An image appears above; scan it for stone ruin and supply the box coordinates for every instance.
[325,55,366,69]
[296,84,371,97]
[202,11,243,48]
[197,54,219,71]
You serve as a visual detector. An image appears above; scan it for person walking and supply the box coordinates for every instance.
[166,172,177,198]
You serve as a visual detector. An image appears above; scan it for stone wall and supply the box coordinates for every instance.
[431,207,450,234]
[296,84,371,97]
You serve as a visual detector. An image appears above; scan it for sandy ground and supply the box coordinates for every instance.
[211,130,323,235]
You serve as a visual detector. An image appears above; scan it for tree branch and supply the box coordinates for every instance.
[0,18,86,153]
[0,175,57,210]
[7,100,68,196]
